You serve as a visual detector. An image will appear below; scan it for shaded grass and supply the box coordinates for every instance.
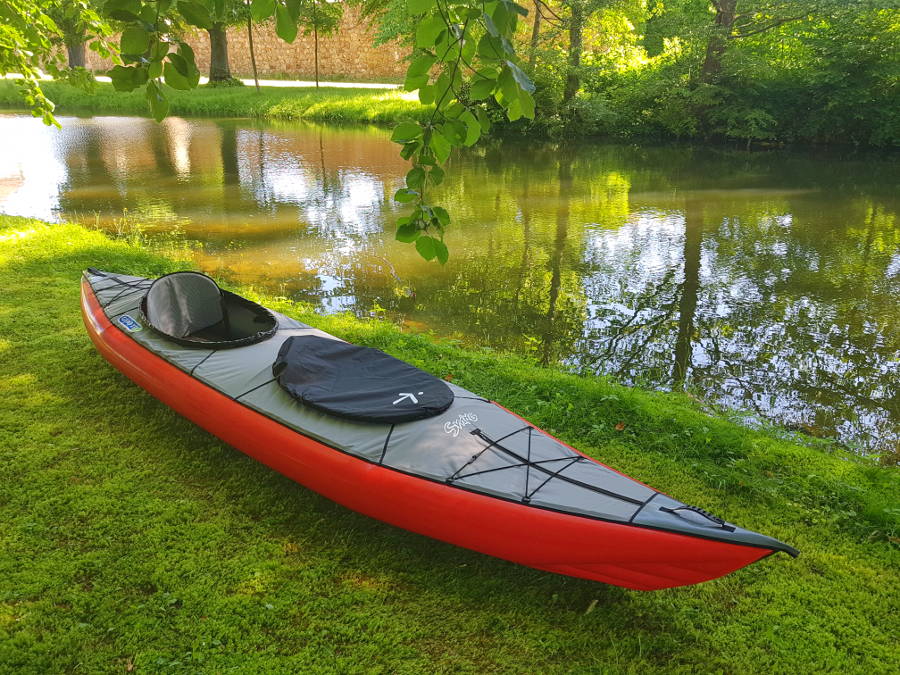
[0,216,898,673]
[0,81,429,124]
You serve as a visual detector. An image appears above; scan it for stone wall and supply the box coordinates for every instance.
[86,8,406,82]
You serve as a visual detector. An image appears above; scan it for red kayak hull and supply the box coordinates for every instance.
[82,279,773,590]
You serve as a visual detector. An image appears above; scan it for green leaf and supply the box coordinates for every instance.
[461,35,477,63]
[407,0,435,14]
[404,54,435,91]
[444,101,465,118]
[418,85,435,105]
[408,53,436,77]
[506,97,522,121]
[491,2,512,35]
[396,222,420,243]
[276,3,298,42]
[518,88,535,119]
[178,42,197,66]
[163,58,192,90]
[461,111,481,145]
[251,0,275,21]
[440,120,466,145]
[469,78,495,101]
[435,31,460,63]
[167,52,189,77]
[213,0,226,19]
[476,108,492,132]
[178,1,213,29]
[477,34,504,61]
[432,206,450,226]
[105,0,141,22]
[108,65,148,93]
[430,132,451,163]
[433,238,449,264]
[150,40,169,61]
[498,66,519,103]
[148,59,163,79]
[285,0,301,21]
[399,141,420,160]
[140,4,158,23]
[507,1,529,16]
[506,60,535,93]
[391,122,423,143]
[406,166,426,190]
[120,27,151,56]
[394,188,418,203]
[404,72,429,91]
[415,235,437,261]
[415,15,445,49]
[145,80,169,122]
[482,12,499,37]
[429,166,444,185]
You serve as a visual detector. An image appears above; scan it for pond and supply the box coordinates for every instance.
[1,113,897,453]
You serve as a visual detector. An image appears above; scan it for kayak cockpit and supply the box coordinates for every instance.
[138,271,277,348]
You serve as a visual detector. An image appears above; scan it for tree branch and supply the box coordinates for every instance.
[729,15,805,39]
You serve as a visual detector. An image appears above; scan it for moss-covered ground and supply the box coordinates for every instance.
[0,81,428,124]
[0,216,897,673]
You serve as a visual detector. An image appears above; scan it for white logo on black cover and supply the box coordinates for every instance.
[393,391,424,405]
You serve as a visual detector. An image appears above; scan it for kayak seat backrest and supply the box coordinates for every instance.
[142,271,278,348]
[145,272,225,339]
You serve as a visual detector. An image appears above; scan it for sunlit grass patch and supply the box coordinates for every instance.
[0,81,429,125]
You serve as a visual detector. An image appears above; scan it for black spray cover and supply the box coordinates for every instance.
[273,335,454,424]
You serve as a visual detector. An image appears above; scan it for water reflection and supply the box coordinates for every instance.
[0,113,896,452]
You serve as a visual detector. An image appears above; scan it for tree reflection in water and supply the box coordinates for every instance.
[0,114,896,452]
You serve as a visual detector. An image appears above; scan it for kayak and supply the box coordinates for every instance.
[81,269,797,591]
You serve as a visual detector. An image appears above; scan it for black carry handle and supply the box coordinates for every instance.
[660,505,736,532]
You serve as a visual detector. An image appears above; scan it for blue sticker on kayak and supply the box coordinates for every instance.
[117,314,142,332]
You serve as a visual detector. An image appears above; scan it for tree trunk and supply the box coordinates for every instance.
[207,23,232,83]
[247,17,260,92]
[673,199,703,385]
[700,0,737,83]
[314,24,319,87]
[562,1,583,105]
[220,123,240,186]
[541,153,572,366]
[66,42,86,69]
[528,0,542,70]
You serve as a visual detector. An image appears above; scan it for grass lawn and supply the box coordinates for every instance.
[0,216,897,672]
[0,81,428,124]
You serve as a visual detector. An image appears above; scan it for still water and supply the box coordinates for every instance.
[1,113,897,452]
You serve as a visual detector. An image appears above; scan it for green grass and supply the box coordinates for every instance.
[0,81,429,124]
[1,216,897,673]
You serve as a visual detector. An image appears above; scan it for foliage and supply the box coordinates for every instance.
[521,0,900,146]
[389,0,536,263]
[1,216,898,672]
[0,0,111,124]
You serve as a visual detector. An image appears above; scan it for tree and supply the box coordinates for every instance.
[206,0,251,83]
[47,1,105,69]
[300,0,342,87]
[699,0,812,83]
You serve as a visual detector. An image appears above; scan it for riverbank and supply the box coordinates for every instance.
[0,81,428,124]
[1,216,897,671]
